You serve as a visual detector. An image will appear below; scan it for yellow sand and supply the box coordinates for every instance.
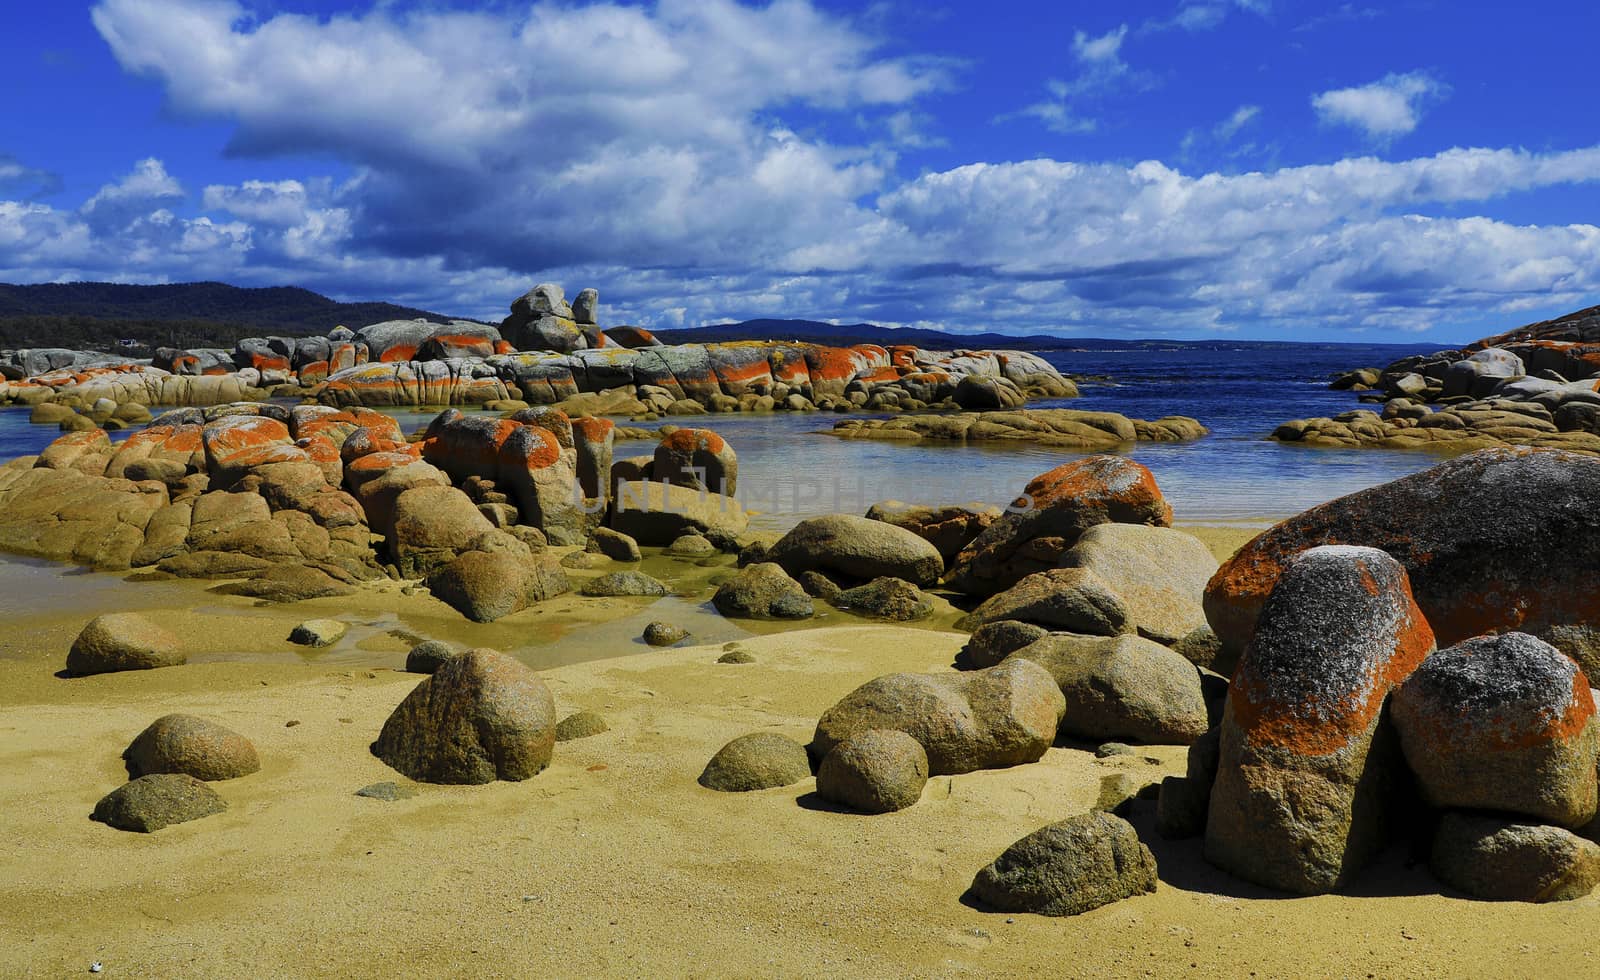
[1,530,1595,977]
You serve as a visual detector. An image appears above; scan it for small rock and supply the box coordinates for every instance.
[555,710,609,741]
[717,650,756,664]
[91,774,227,833]
[969,811,1158,916]
[405,640,460,674]
[667,533,717,557]
[957,620,1049,670]
[712,563,814,619]
[1095,742,1138,759]
[1094,771,1161,815]
[288,619,347,648]
[831,576,935,622]
[797,570,843,601]
[642,622,689,646]
[580,570,670,597]
[560,550,605,570]
[698,732,811,792]
[590,527,642,562]
[355,781,418,801]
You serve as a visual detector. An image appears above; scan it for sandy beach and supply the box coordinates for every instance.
[1,524,1594,978]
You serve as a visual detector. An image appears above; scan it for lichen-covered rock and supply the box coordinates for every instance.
[1059,523,1218,645]
[812,658,1065,775]
[816,729,929,813]
[712,563,814,619]
[123,714,260,781]
[653,427,737,495]
[948,456,1172,597]
[1392,632,1597,828]
[766,514,944,587]
[91,773,227,833]
[1205,546,1435,895]
[698,732,812,792]
[66,613,184,675]
[1010,633,1209,745]
[830,576,935,622]
[969,812,1158,916]
[666,532,717,557]
[958,567,1131,635]
[1430,811,1600,902]
[1205,448,1600,668]
[372,648,556,784]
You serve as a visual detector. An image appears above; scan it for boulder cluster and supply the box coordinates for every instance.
[1286,307,1600,453]
[1,283,1077,418]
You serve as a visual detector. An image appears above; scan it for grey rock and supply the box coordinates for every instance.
[712,563,814,619]
[1431,811,1600,902]
[355,781,417,801]
[970,812,1158,916]
[91,774,227,833]
[698,732,812,792]
[642,622,689,646]
[959,567,1130,635]
[767,514,944,587]
[1059,523,1218,645]
[579,570,670,597]
[1009,633,1208,744]
[958,620,1049,669]
[831,576,935,622]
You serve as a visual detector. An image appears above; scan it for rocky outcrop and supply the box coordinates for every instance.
[1205,546,1434,895]
[372,649,556,784]
[1204,448,1600,665]
[833,409,1204,448]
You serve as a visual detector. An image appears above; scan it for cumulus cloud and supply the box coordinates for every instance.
[1312,71,1448,139]
[0,2,1595,337]
[1011,24,1153,134]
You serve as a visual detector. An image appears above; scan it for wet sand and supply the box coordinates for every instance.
[5,525,1591,977]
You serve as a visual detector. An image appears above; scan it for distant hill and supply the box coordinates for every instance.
[652,317,1448,352]
[0,281,468,351]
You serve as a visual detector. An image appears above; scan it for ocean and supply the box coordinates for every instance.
[0,343,1443,530]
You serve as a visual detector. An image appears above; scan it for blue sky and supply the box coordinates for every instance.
[2,1,1597,341]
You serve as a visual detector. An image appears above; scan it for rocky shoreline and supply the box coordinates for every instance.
[0,282,1077,422]
[1274,304,1600,453]
[831,409,1207,449]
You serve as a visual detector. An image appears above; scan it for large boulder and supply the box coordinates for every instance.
[389,485,496,577]
[712,563,814,619]
[815,729,929,814]
[1430,811,1600,902]
[1392,632,1597,828]
[1009,633,1209,745]
[610,480,749,547]
[66,613,184,676]
[1205,546,1435,895]
[123,714,260,781]
[1441,347,1525,398]
[812,658,1065,775]
[1059,524,1218,645]
[698,732,812,792]
[424,548,571,623]
[958,567,1130,635]
[969,812,1158,916]
[91,774,227,833]
[1204,448,1600,668]
[948,456,1172,597]
[371,648,556,784]
[579,570,669,597]
[653,428,737,495]
[766,514,944,587]
[957,620,1049,670]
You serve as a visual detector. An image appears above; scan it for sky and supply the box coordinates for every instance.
[1,1,1598,342]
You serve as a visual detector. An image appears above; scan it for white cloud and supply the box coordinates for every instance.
[1011,24,1149,134]
[1143,0,1271,34]
[1312,71,1447,139]
[0,2,1595,338]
